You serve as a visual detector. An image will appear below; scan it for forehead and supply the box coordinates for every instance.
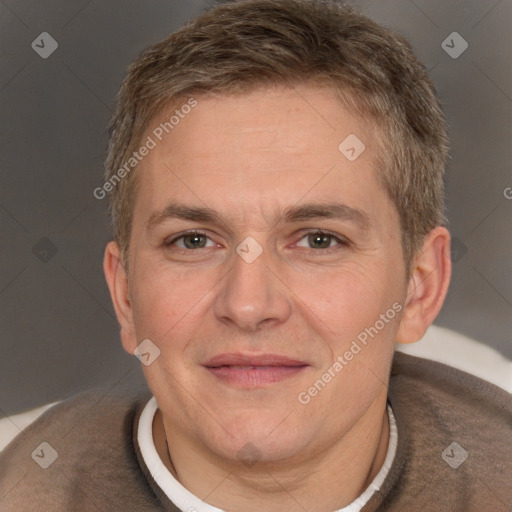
[146,85,376,159]
[132,85,394,231]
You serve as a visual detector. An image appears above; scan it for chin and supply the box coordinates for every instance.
[202,410,309,464]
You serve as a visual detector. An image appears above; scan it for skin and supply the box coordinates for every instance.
[104,84,451,512]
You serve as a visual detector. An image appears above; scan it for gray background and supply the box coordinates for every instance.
[1,0,511,418]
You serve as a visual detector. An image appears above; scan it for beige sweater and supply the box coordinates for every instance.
[0,352,511,511]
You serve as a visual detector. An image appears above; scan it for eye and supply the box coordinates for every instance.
[296,231,348,251]
[165,230,216,250]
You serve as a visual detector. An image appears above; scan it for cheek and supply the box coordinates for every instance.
[130,261,217,345]
[288,262,400,337]
[296,266,400,409]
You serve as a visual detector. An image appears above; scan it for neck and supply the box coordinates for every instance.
[153,396,390,512]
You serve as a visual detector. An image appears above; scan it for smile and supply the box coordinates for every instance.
[203,353,309,388]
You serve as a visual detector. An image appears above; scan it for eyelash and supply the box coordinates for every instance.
[164,229,350,254]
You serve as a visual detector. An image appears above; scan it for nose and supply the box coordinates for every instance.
[213,239,292,332]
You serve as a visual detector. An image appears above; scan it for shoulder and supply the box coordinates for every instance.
[390,327,511,442]
[385,338,512,509]
[395,324,512,392]
[0,381,157,511]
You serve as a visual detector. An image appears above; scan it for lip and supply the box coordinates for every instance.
[203,353,309,388]
[204,353,308,367]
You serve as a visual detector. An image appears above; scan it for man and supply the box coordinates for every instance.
[1,0,510,510]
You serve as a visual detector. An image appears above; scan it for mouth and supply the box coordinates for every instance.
[203,353,310,388]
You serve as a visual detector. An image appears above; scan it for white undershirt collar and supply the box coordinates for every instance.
[137,398,398,512]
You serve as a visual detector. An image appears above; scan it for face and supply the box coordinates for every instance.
[117,85,411,464]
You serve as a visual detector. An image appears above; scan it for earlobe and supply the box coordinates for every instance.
[103,241,137,353]
[396,227,452,344]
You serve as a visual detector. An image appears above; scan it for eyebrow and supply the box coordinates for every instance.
[146,204,225,232]
[145,201,371,232]
[279,202,371,230]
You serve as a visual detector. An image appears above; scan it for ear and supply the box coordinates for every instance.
[396,227,452,344]
[103,241,138,354]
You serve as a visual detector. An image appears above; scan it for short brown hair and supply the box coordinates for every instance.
[104,0,449,272]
